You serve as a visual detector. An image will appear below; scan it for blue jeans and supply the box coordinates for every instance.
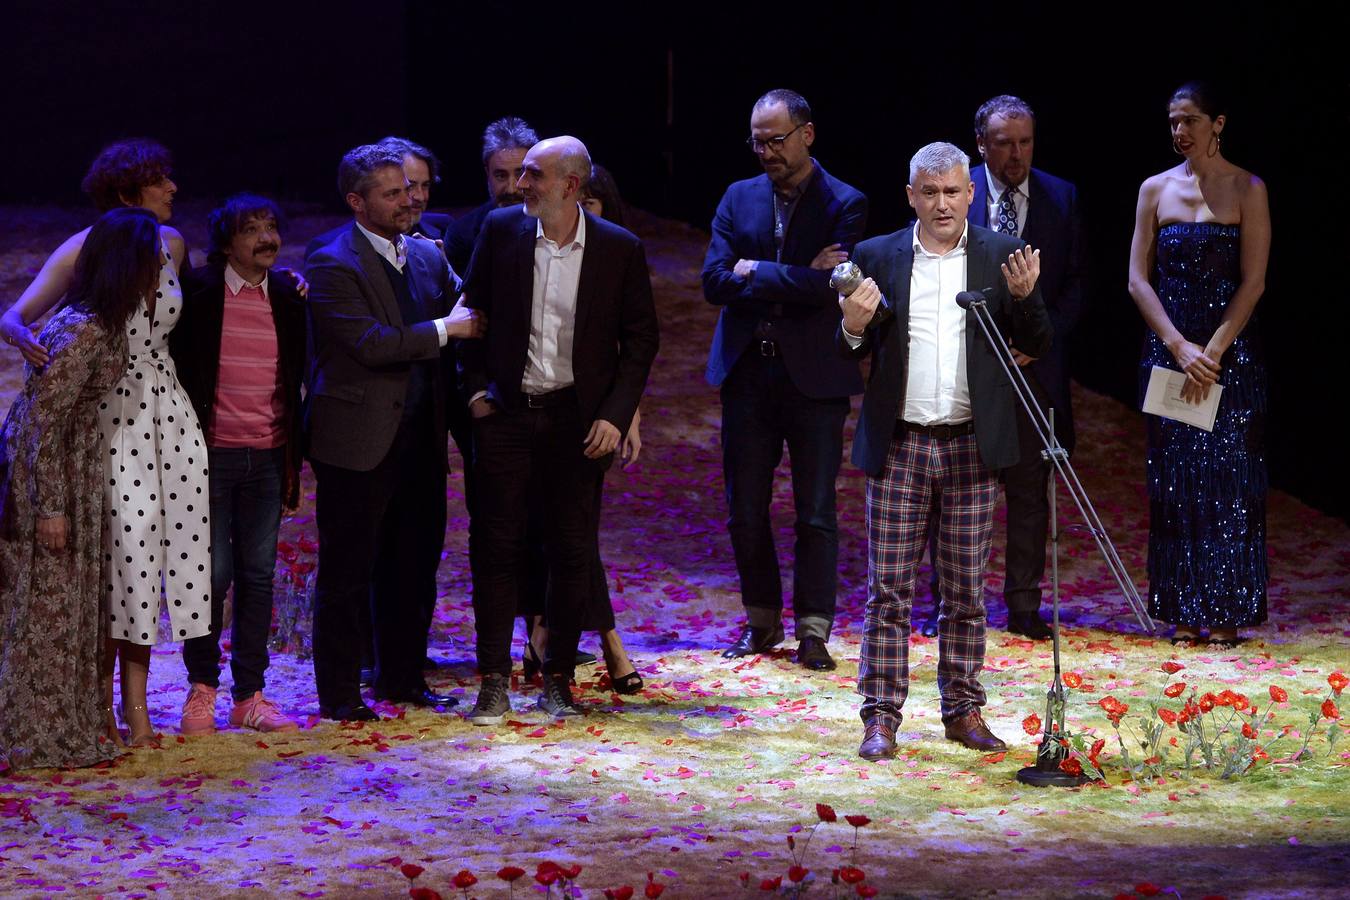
[720,351,849,640]
[182,445,284,700]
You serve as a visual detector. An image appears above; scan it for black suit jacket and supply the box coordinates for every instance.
[970,165,1085,450]
[172,263,307,507]
[702,162,867,399]
[443,200,495,277]
[458,206,659,438]
[304,224,455,471]
[304,215,449,262]
[840,224,1053,477]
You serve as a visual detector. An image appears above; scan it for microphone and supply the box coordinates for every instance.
[831,261,894,326]
[955,289,993,310]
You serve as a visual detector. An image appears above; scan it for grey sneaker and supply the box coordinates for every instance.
[537,674,582,719]
[467,674,510,725]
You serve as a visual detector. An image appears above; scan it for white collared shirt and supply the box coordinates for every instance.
[223,263,269,299]
[355,221,447,345]
[985,168,1028,238]
[903,222,971,425]
[522,206,586,394]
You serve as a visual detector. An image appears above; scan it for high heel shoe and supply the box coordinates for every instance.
[601,643,643,696]
[121,704,156,748]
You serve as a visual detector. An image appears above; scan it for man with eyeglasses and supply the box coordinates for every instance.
[702,88,867,672]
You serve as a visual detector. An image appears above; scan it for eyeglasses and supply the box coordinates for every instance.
[746,123,806,153]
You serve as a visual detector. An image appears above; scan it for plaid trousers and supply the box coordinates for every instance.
[858,428,998,729]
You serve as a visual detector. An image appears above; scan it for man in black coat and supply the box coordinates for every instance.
[839,142,1051,761]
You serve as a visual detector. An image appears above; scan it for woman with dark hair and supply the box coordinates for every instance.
[0,139,212,745]
[520,164,645,695]
[0,207,158,770]
[1127,82,1270,647]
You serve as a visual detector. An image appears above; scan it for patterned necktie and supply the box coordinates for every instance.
[393,234,408,269]
[996,187,1019,236]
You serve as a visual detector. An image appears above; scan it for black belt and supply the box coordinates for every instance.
[896,420,974,440]
[524,387,577,409]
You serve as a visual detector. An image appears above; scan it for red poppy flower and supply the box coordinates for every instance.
[1231,693,1250,712]
[739,873,750,885]
[1322,699,1340,720]
[1158,708,1178,726]
[450,870,477,889]
[836,866,865,884]
[1022,713,1042,735]
[1269,685,1288,703]
[856,886,879,899]
[1213,691,1233,707]
[605,888,635,900]
[1164,682,1186,698]
[1088,738,1106,766]
[788,866,809,883]
[401,864,425,881]
[1136,883,1162,897]
[1063,672,1083,688]
[1252,747,1270,762]
[1242,722,1256,739]
[644,882,665,899]
[535,870,559,886]
[845,814,871,828]
[1329,671,1348,695]
[1198,694,1215,713]
[297,536,319,553]
[1098,696,1129,725]
[561,864,583,880]
[1161,661,1185,674]
[497,867,525,882]
[760,876,782,890]
[277,541,299,563]
[816,803,837,822]
[409,888,442,900]
[1059,757,1083,776]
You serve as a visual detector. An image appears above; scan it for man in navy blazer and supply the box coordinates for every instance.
[305,143,482,722]
[840,142,1051,760]
[968,95,1086,639]
[459,136,658,723]
[702,89,866,671]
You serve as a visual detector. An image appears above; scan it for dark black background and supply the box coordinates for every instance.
[4,1,1342,518]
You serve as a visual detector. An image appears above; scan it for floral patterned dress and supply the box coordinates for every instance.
[0,306,127,770]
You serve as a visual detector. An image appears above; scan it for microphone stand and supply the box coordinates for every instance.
[955,291,1155,788]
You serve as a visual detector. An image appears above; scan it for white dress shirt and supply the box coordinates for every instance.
[904,222,971,425]
[522,206,586,394]
[984,168,1028,238]
[223,262,269,298]
[356,222,447,345]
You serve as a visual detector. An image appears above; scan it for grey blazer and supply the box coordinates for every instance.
[304,224,453,471]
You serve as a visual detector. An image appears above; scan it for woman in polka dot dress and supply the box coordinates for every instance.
[2,139,210,746]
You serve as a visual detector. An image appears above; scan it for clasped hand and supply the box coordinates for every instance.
[1172,340,1221,404]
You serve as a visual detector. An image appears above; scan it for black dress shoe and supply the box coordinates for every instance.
[721,623,785,659]
[320,702,380,722]
[796,637,837,671]
[373,687,459,708]
[1007,611,1053,640]
[919,605,940,638]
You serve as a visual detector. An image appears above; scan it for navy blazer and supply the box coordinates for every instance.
[702,162,867,399]
[839,224,1053,477]
[458,207,659,438]
[970,164,1085,451]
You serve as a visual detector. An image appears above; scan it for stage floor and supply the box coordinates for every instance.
[1,204,1346,898]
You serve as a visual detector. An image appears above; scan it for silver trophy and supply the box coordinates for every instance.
[831,261,893,325]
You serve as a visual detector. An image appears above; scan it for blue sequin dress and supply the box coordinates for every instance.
[1140,222,1267,628]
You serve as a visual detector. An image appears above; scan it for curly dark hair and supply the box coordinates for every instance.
[80,139,173,212]
[206,194,285,267]
[65,207,162,333]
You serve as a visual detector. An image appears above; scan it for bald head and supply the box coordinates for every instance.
[519,136,592,238]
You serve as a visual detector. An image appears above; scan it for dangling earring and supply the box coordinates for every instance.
[1207,132,1221,158]
[1172,136,1185,157]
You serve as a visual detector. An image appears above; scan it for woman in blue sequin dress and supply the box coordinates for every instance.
[1128,83,1271,646]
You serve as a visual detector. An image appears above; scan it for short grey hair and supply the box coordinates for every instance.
[908,142,970,185]
[337,143,406,200]
[481,116,539,166]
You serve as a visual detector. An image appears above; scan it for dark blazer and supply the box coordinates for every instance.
[840,223,1053,477]
[458,206,659,438]
[702,162,867,399]
[172,263,307,507]
[970,164,1085,451]
[443,200,495,277]
[304,224,455,471]
[304,215,449,262]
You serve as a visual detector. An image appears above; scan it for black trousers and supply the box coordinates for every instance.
[1001,382,1058,615]
[471,392,604,678]
[311,415,447,707]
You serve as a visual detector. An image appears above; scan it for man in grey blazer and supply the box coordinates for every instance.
[305,143,482,721]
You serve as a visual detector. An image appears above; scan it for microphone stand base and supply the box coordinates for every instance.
[1016,763,1091,788]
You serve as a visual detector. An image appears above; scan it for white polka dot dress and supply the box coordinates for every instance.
[98,242,211,645]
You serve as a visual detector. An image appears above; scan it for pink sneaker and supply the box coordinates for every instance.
[229,692,299,732]
[180,683,218,735]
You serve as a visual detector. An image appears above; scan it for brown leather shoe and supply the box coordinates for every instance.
[858,721,898,761]
[943,709,1007,752]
